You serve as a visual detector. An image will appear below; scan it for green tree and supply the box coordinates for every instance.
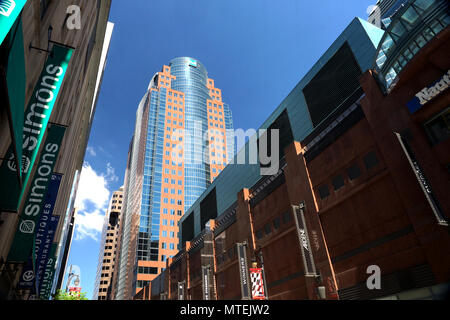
[53,290,88,300]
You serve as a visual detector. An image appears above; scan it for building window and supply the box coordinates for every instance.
[318,185,330,199]
[256,230,263,240]
[346,163,362,181]
[273,217,281,230]
[332,174,345,191]
[282,211,292,224]
[363,151,379,171]
[423,107,450,146]
[264,223,272,236]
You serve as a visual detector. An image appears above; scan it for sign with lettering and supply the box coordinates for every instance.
[292,203,317,276]
[7,125,66,262]
[395,133,448,226]
[202,265,210,300]
[0,44,73,212]
[407,69,450,113]
[39,243,57,299]
[237,242,251,300]
[0,0,27,45]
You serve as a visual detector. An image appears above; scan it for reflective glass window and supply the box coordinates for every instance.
[401,6,420,26]
[413,0,434,12]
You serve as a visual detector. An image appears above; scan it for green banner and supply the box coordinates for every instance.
[39,243,57,300]
[0,44,73,212]
[7,124,66,262]
[0,0,27,45]
[4,18,26,185]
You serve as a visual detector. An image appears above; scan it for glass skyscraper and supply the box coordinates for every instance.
[115,57,234,299]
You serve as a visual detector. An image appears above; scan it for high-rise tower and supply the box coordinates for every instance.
[93,187,123,300]
[115,57,234,299]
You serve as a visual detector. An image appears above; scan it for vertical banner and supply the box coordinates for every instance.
[0,0,27,45]
[39,243,57,299]
[35,174,62,291]
[0,43,73,212]
[3,17,26,186]
[237,242,251,300]
[395,133,448,226]
[250,268,266,300]
[178,281,185,300]
[202,265,210,300]
[17,173,62,292]
[7,125,66,262]
[292,203,317,276]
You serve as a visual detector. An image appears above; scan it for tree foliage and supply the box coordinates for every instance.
[53,290,88,300]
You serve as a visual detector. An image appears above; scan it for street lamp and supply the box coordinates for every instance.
[65,265,80,292]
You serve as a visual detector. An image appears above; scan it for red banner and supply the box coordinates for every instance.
[249,268,266,300]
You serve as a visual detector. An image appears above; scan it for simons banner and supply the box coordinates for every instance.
[7,124,66,262]
[0,43,73,212]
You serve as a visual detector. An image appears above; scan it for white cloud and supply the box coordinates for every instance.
[86,146,96,157]
[105,162,119,183]
[73,162,112,241]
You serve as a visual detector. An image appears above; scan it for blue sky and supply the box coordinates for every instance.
[65,0,378,299]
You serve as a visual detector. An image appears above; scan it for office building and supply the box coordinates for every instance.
[93,187,124,300]
[115,58,235,299]
[368,0,409,26]
[147,0,450,300]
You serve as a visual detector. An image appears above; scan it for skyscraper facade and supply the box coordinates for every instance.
[368,0,409,25]
[93,187,123,300]
[115,57,234,299]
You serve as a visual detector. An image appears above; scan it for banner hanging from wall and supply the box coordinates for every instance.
[1,17,26,187]
[292,203,317,276]
[178,281,185,300]
[237,242,251,300]
[202,265,211,300]
[0,0,27,45]
[7,125,66,262]
[17,173,62,292]
[0,43,73,212]
[395,132,448,226]
[39,243,57,299]
[250,268,266,300]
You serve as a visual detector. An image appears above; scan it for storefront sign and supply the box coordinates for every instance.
[0,44,73,212]
[7,125,66,262]
[0,0,27,45]
[407,69,450,113]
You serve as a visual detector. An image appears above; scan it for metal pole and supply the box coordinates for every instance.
[65,265,73,292]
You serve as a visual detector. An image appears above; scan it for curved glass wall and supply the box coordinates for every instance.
[373,0,449,89]
[169,57,212,211]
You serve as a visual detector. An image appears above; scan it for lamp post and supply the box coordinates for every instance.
[65,265,80,292]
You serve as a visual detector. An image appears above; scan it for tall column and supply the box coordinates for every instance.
[284,141,339,300]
